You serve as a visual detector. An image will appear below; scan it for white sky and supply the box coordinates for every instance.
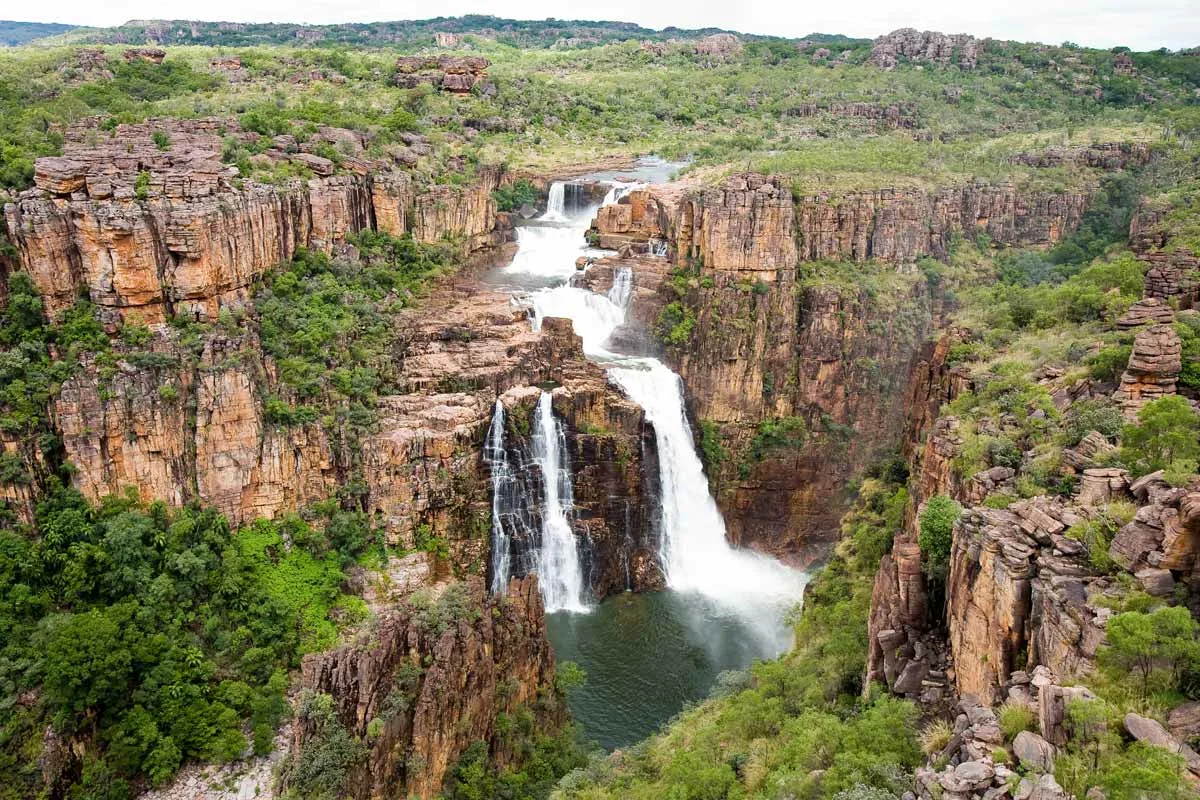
[6,0,1200,51]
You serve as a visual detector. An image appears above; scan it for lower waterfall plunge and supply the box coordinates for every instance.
[530,392,588,613]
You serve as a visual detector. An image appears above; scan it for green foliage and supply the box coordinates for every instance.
[1061,398,1126,446]
[133,169,150,201]
[1118,395,1200,477]
[0,490,371,795]
[494,179,538,212]
[556,661,587,694]
[151,131,171,151]
[997,701,1036,741]
[746,416,808,465]
[918,495,961,580]
[656,302,696,348]
[1065,501,1135,573]
[284,691,366,800]
[697,420,726,477]
[1099,606,1200,698]
[444,722,589,800]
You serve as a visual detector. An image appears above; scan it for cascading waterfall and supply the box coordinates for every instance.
[531,392,589,612]
[531,286,625,355]
[601,181,645,206]
[541,181,568,223]
[607,266,633,312]
[607,362,803,622]
[484,399,539,594]
[485,400,513,592]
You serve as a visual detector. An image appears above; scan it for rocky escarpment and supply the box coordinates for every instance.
[288,575,563,800]
[594,177,1093,266]
[869,28,982,71]
[587,168,1115,560]
[2,123,656,595]
[393,55,491,94]
[4,117,505,324]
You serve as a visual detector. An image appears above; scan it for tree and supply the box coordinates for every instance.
[1120,395,1200,477]
[1100,606,1200,696]
[918,496,961,579]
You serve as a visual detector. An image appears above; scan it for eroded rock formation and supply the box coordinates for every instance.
[4,118,505,324]
[290,576,563,800]
[869,29,981,70]
[393,55,490,93]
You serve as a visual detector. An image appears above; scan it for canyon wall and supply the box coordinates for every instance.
[290,575,563,800]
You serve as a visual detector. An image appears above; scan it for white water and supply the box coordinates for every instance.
[485,400,515,594]
[608,362,804,614]
[532,392,589,613]
[532,286,625,356]
[541,181,569,223]
[492,164,805,633]
[601,181,645,206]
[607,266,633,312]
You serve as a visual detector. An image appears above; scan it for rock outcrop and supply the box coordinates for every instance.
[1112,322,1181,417]
[4,118,506,324]
[794,184,1088,263]
[595,179,1093,267]
[948,499,1109,704]
[393,55,490,93]
[869,28,981,70]
[289,576,563,800]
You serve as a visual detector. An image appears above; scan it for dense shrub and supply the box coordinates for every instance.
[918,495,962,580]
[0,490,371,796]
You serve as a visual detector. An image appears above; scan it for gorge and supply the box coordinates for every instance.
[0,16,1199,800]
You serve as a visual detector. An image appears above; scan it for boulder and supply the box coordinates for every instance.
[1124,713,1200,775]
[1013,730,1056,773]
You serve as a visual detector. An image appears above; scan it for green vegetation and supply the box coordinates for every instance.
[1100,606,1200,699]
[656,301,697,347]
[1118,395,1200,480]
[254,232,453,504]
[917,495,961,580]
[697,420,727,476]
[494,179,538,212]
[0,490,375,798]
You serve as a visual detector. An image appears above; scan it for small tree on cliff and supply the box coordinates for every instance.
[1119,395,1200,479]
[918,495,961,582]
[1100,606,1200,697]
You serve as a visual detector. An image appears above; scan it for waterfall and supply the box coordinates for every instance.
[602,181,645,207]
[608,360,803,615]
[607,266,633,312]
[484,400,541,594]
[484,400,514,593]
[531,392,589,612]
[541,181,568,223]
[531,286,625,356]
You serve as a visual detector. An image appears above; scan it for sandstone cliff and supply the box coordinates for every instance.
[4,118,505,324]
[288,576,562,800]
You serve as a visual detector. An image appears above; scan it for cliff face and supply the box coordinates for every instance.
[3,120,654,594]
[793,184,1088,264]
[3,118,504,324]
[592,175,938,560]
[290,576,562,800]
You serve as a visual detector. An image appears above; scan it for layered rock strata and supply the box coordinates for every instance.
[289,576,563,800]
[4,118,505,324]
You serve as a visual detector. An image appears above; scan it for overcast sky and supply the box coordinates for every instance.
[7,0,1200,51]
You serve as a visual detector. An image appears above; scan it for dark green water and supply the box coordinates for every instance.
[545,590,795,750]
